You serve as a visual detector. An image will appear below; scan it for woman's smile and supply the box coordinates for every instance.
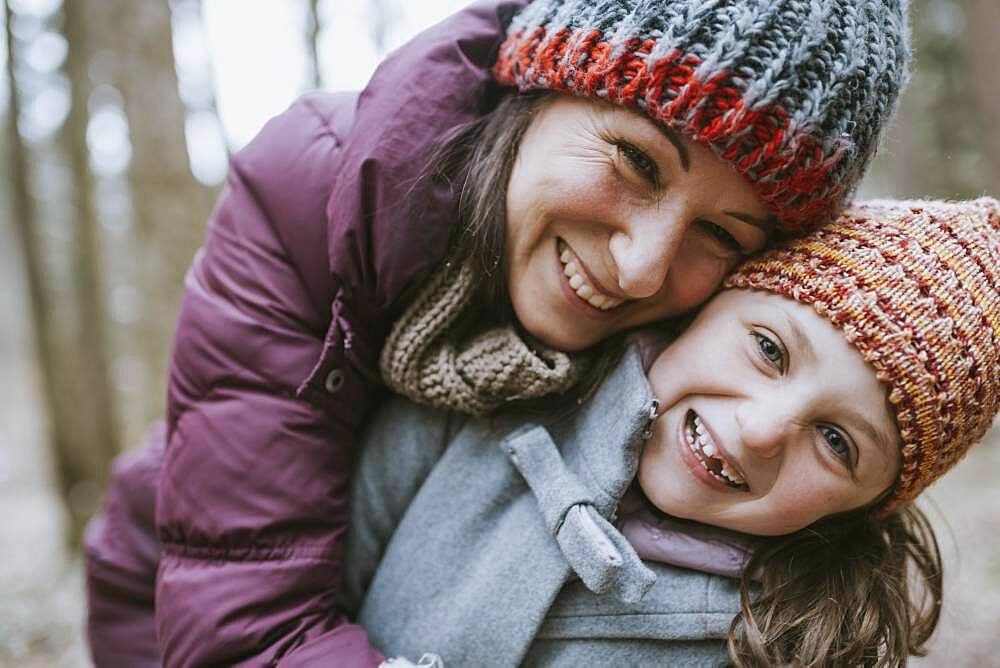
[555,239,625,319]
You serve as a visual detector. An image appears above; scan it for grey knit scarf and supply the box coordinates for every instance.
[380,256,588,417]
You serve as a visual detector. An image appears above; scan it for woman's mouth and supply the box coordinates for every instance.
[557,239,625,312]
[684,410,749,491]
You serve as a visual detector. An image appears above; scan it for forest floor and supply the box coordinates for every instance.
[1,243,998,666]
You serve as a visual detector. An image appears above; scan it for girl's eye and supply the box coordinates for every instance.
[698,220,744,254]
[751,331,785,371]
[819,425,853,468]
[616,141,658,185]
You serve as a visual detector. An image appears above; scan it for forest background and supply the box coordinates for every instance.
[1,1,998,665]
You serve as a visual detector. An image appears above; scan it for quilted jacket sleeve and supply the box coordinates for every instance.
[154,93,385,667]
[153,2,529,664]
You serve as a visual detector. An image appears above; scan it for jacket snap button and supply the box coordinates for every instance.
[324,369,345,394]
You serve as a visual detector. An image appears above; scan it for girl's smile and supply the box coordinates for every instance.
[679,410,749,493]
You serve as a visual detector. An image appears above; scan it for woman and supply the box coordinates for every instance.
[84,0,911,665]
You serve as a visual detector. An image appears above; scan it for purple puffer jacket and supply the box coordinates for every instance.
[83,2,528,666]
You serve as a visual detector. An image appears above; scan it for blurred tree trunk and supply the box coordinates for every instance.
[5,1,78,534]
[93,0,216,425]
[961,0,1000,193]
[306,0,322,88]
[883,0,994,199]
[62,0,122,541]
[8,0,123,545]
[369,0,394,55]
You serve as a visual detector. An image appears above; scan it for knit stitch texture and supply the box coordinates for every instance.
[727,198,1000,512]
[380,256,586,417]
[494,0,911,234]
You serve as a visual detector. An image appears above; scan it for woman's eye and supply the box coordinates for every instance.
[819,425,853,467]
[699,220,744,254]
[616,141,658,184]
[751,331,785,370]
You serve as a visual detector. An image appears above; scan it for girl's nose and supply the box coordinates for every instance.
[608,211,686,299]
[736,400,793,459]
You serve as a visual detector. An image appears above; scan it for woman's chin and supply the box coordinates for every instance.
[521,318,600,352]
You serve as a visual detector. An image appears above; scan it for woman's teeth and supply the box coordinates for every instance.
[558,243,623,311]
[685,412,747,489]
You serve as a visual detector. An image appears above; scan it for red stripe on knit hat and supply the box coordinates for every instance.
[493,26,853,234]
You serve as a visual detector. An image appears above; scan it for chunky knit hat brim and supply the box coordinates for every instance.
[494,0,911,235]
[726,198,1000,513]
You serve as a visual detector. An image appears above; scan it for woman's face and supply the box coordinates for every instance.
[639,289,902,536]
[504,95,772,351]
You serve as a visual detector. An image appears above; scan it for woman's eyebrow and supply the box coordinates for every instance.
[649,123,690,170]
[629,109,774,232]
[622,107,691,170]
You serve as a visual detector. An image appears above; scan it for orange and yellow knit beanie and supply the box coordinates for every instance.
[726,199,1000,513]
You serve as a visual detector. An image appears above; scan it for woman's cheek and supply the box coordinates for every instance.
[661,251,729,316]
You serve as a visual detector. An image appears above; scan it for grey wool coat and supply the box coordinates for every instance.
[340,344,743,667]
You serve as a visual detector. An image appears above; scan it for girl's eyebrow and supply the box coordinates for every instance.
[779,308,816,367]
[725,210,776,234]
[840,408,895,474]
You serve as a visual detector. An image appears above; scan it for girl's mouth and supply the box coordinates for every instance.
[684,410,749,491]
[557,239,626,312]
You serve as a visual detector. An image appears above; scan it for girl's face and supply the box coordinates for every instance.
[639,289,902,536]
[504,96,771,352]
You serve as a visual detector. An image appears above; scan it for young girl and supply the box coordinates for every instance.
[341,198,999,667]
[84,1,912,665]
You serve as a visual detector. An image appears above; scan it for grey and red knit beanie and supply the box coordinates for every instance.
[493,0,911,235]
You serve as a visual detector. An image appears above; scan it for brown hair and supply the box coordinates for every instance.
[728,504,943,667]
[427,90,539,312]
[423,90,628,411]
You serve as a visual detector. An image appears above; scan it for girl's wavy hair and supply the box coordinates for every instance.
[729,501,943,667]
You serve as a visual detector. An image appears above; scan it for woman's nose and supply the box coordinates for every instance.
[608,210,687,299]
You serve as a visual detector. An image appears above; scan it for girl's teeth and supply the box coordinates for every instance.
[689,413,745,488]
[576,284,594,299]
[569,274,584,290]
[588,294,606,308]
[564,262,578,277]
[560,249,572,263]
